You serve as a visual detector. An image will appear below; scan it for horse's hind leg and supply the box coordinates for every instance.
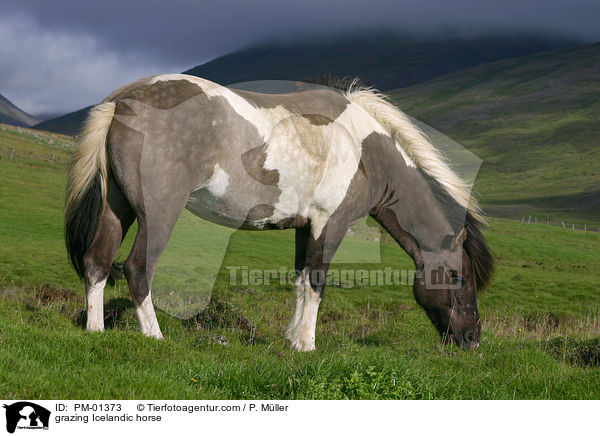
[107,122,197,338]
[83,176,135,331]
[122,193,189,339]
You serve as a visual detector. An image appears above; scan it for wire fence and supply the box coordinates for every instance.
[517,215,599,233]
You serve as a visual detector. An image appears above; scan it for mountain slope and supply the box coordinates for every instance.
[0,94,40,127]
[36,33,573,135]
[184,34,572,90]
[33,106,92,137]
[391,42,600,222]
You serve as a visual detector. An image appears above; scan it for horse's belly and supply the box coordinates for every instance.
[185,188,249,229]
[185,187,297,230]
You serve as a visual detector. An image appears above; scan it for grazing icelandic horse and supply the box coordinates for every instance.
[65,75,493,351]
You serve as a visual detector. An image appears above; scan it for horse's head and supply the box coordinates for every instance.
[413,226,484,349]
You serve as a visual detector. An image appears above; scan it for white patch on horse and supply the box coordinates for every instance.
[339,100,417,168]
[189,162,230,201]
[205,163,229,197]
[260,115,360,238]
[135,291,163,339]
[206,87,291,140]
[334,102,389,143]
[86,278,106,332]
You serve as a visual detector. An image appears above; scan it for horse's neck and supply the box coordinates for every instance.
[382,164,456,256]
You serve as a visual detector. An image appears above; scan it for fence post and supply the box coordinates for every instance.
[527,216,531,224]
[9,148,15,161]
[572,224,575,231]
[520,216,524,224]
[546,215,549,225]
[561,221,565,229]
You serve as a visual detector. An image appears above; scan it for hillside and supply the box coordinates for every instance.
[391,42,600,222]
[0,94,40,127]
[184,34,571,90]
[33,106,92,137]
[35,33,572,135]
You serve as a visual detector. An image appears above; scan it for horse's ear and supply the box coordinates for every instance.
[450,227,467,251]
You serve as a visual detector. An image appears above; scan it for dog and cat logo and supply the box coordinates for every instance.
[2,402,50,433]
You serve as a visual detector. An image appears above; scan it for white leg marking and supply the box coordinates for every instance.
[135,291,163,339]
[285,274,305,342]
[86,279,106,332]
[287,270,321,351]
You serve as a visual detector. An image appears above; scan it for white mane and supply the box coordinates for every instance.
[345,82,483,223]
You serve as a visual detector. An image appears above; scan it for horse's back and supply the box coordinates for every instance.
[104,74,377,235]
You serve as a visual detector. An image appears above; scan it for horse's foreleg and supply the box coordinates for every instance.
[287,221,347,351]
[290,268,323,351]
[286,227,309,343]
[285,274,305,342]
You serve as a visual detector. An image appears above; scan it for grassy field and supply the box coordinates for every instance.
[0,123,599,399]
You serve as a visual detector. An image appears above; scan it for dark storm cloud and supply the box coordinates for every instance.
[6,0,600,65]
[1,0,599,114]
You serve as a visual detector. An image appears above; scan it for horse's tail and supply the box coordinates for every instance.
[64,102,115,279]
[345,84,483,224]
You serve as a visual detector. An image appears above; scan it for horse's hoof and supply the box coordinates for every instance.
[289,338,315,352]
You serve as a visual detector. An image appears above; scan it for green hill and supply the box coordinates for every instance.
[391,42,600,223]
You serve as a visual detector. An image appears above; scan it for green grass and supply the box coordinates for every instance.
[0,124,599,399]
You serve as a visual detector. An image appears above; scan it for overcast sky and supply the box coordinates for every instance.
[1,0,599,116]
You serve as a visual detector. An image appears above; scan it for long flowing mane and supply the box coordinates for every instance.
[344,81,483,222]
[310,77,494,290]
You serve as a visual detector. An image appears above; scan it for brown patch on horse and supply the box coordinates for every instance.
[115,100,137,116]
[241,144,279,186]
[265,215,309,230]
[245,204,275,221]
[231,88,350,120]
[118,79,205,110]
[301,113,333,126]
[358,158,368,177]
